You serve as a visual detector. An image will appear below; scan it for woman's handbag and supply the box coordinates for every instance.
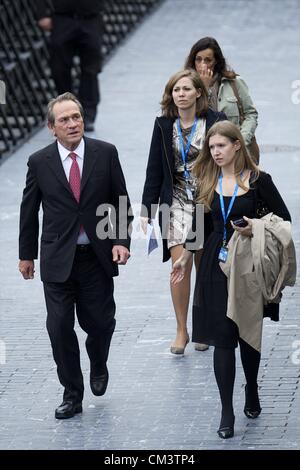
[249,173,270,218]
[229,80,260,164]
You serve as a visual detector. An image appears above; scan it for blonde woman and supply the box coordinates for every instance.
[141,69,226,355]
[171,121,291,438]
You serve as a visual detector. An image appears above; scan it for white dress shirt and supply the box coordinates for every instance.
[57,139,90,244]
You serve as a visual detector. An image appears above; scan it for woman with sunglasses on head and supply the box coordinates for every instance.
[185,37,259,162]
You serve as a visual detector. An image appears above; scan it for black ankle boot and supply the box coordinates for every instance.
[217,414,235,439]
[244,384,261,419]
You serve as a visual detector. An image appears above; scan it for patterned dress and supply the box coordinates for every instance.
[167,118,206,249]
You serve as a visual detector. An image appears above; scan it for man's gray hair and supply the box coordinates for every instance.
[47,92,84,125]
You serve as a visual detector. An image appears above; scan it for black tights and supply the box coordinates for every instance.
[213,339,261,427]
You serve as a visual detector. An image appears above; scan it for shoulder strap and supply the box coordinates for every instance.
[229,80,244,124]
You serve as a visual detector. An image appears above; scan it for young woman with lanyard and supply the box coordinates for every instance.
[171,121,291,438]
[141,69,226,355]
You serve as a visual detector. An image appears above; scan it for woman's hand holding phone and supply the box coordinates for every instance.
[231,216,253,237]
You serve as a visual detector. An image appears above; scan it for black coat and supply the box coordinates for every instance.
[35,0,104,19]
[19,136,132,282]
[187,171,292,322]
[141,108,227,262]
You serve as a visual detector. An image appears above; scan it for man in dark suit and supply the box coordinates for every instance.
[19,92,133,419]
[35,0,104,131]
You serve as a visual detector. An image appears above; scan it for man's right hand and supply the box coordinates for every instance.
[37,17,53,31]
[19,260,35,280]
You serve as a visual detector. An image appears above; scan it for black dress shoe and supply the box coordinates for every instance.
[55,400,82,419]
[244,384,261,419]
[217,425,234,439]
[244,408,261,419]
[217,415,235,439]
[90,368,109,396]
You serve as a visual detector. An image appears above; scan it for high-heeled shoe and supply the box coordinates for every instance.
[217,416,235,439]
[170,336,189,355]
[244,384,261,419]
[194,343,209,351]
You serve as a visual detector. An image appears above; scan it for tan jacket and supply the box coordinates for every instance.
[217,76,258,146]
[220,213,297,352]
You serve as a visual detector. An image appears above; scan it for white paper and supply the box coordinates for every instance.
[146,222,158,255]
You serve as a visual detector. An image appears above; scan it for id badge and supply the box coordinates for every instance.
[186,187,194,201]
[218,246,228,263]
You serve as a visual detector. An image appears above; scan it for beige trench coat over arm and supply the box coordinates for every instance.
[220,214,297,352]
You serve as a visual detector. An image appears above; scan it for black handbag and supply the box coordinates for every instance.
[250,173,270,218]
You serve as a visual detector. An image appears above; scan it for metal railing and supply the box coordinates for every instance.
[0,0,163,160]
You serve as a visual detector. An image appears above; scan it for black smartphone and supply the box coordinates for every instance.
[232,217,247,227]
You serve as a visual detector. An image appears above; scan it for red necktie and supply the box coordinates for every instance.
[69,152,81,202]
[69,152,84,234]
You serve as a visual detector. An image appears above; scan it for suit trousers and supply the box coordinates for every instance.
[43,246,115,402]
[50,14,103,122]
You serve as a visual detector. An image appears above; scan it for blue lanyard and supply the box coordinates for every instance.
[218,175,239,246]
[176,117,198,180]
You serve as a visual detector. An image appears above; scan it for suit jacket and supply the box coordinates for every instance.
[141,108,227,262]
[35,0,104,19]
[19,136,133,282]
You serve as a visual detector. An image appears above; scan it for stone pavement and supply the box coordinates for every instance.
[0,0,299,450]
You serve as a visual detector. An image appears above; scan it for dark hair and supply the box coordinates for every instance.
[160,69,208,119]
[185,37,236,79]
[47,92,84,125]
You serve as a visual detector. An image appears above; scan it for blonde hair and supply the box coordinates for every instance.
[160,69,208,119]
[193,121,259,210]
